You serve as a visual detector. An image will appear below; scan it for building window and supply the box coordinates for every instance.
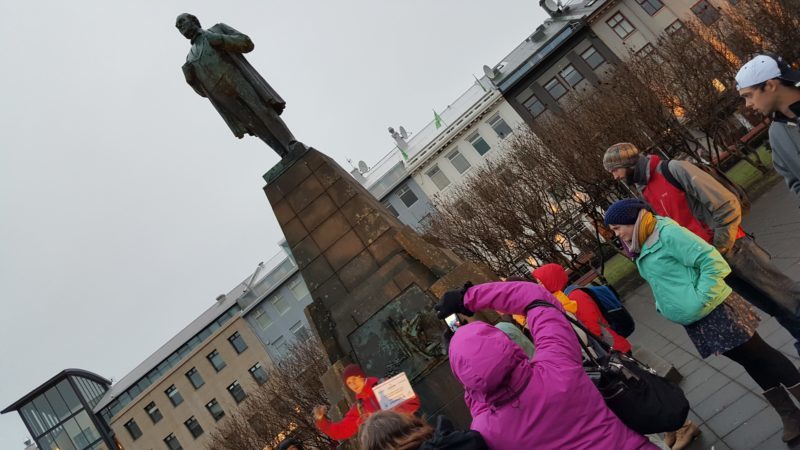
[607,12,635,39]
[186,367,205,389]
[288,276,309,300]
[124,419,142,440]
[271,336,290,358]
[382,200,400,217]
[206,399,225,421]
[522,93,546,118]
[544,78,568,101]
[165,385,183,406]
[290,321,310,341]
[227,380,247,403]
[559,64,584,88]
[487,115,513,139]
[145,402,163,423]
[207,349,226,372]
[228,331,248,354]
[249,362,269,385]
[396,184,418,207]
[636,0,663,15]
[581,46,605,70]
[426,165,451,190]
[468,132,491,156]
[691,0,720,25]
[185,416,204,438]
[164,433,182,450]
[665,19,684,35]
[252,306,273,330]
[637,43,655,58]
[446,149,472,174]
[270,292,291,315]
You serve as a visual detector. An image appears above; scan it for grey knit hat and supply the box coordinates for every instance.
[603,143,640,172]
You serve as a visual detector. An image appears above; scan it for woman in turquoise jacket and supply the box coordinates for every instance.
[605,199,800,444]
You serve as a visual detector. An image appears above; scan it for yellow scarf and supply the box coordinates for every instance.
[554,290,578,314]
[511,291,577,326]
[631,210,657,253]
[638,211,657,248]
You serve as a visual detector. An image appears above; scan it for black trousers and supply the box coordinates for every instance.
[725,236,800,355]
[722,332,800,391]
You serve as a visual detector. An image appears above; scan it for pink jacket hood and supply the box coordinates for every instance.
[448,282,655,450]
[450,322,530,409]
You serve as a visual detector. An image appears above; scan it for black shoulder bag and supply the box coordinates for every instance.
[525,300,689,435]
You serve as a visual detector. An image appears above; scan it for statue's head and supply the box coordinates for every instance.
[176,13,201,39]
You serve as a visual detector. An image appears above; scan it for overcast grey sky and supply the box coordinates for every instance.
[0,1,548,446]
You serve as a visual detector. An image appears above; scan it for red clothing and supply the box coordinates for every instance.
[568,289,632,353]
[533,264,632,353]
[643,156,714,243]
[642,156,745,243]
[315,377,421,441]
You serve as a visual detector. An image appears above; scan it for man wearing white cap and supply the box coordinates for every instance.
[736,54,800,199]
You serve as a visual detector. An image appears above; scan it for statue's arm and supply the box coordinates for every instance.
[207,23,254,53]
[182,63,206,97]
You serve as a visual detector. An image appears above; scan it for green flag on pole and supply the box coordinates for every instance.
[399,148,409,161]
[433,110,443,129]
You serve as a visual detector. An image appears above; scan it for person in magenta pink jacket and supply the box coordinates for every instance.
[436,281,655,450]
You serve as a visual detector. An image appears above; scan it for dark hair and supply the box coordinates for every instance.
[359,411,434,450]
[755,79,797,91]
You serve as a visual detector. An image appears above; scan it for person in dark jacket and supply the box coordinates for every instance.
[313,364,420,441]
[359,410,488,450]
[736,54,800,199]
[603,142,800,355]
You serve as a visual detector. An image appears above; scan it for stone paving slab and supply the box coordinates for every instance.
[621,182,800,449]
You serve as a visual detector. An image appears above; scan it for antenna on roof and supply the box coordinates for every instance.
[243,261,266,293]
[399,126,410,139]
[357,160,370,174]
[483,65,499,80]
[541,0,566,16]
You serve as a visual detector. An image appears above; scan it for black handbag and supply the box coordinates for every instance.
[525,300,689,435]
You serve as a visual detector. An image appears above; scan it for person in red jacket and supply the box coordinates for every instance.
[313,364,421,441]
[532,264,632,354]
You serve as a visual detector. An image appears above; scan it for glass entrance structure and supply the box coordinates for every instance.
[2,369,118,450]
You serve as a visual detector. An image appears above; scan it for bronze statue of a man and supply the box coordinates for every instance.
[176,13,295,157]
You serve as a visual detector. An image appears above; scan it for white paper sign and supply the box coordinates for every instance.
[372,372,416,411]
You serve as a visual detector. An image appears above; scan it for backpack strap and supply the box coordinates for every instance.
[524,300,611,361]
[658,160,683,192]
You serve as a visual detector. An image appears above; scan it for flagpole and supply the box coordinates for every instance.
[473,74,488,93]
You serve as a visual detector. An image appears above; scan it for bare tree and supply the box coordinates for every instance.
[206,339,336,450]
[422,0,796,278]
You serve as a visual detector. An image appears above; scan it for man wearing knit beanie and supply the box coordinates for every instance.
[313,364,420,441]
[603,143,641,184]
[602,142,800,356]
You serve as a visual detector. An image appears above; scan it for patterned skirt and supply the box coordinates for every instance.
[684,292,761,358]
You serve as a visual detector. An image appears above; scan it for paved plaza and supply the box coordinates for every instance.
[622,181,800,449]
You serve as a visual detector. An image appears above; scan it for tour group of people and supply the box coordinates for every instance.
[277,54,800,450]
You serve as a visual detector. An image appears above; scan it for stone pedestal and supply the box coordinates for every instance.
[264,148,495,427]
